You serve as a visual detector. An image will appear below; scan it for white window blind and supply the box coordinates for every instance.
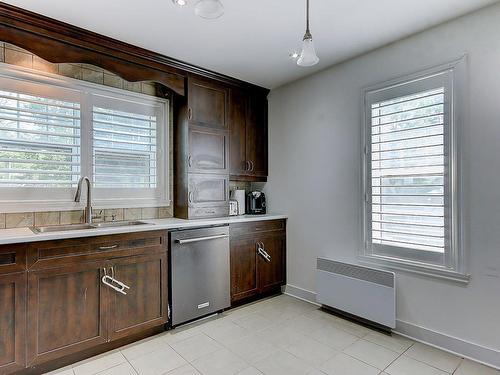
[0,89,81,187]
[92,106,158,189]
[362,61,466,280]
[371,87,445,255]
[0,66,169,211]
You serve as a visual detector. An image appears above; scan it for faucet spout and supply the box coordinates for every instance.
[75,176,93,224]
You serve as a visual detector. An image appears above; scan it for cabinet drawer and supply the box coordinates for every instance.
[230,219,285,237]
[28,231,167,269]
[0,244,26,274]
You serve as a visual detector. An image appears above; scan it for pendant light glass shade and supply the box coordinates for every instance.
[295,0,319,67]
[195,0,224,19]
[297,34,319,66]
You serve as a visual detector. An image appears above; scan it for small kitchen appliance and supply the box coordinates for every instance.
[230,189,246,215]
[246,191,266,215]
[229,200,239,216]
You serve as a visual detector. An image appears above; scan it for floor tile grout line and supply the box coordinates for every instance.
[403,341,465,374]
[120,350,139,375]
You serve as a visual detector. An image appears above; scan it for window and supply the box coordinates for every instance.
[361,60,467,281]
[0,66,168,211]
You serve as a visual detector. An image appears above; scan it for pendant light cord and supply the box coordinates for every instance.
[306,0,310,33]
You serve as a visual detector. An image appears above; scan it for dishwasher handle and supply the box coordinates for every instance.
[175,234,229,245]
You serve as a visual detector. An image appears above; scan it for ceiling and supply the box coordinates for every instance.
[3,0,499,88]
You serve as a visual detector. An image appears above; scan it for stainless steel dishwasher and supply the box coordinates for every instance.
[170,225,230,326]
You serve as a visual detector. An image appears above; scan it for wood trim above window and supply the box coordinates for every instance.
[0,2,269,97]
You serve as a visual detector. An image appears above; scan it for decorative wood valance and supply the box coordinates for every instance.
[0,3,268,96]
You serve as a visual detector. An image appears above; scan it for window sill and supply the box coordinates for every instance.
[358,254,470,284]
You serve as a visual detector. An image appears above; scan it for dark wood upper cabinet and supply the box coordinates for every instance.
[229,89,248,176]
[245,93,268,179]
[27,261,108,366]
[108,253,168,341]
[175,75,231,219]
[229,89,268,181]
[188,77,228,129]
[0,272,26,374]
[188,126,228,174]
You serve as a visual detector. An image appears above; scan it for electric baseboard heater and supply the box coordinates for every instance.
[316,258,396,329]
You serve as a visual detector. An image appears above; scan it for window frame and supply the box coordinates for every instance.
[360,57,469,282]
[0,63,170,212]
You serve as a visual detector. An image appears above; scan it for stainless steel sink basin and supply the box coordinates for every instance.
[30,221,150,234]
[31,223,95,234]
[92,221,149,228]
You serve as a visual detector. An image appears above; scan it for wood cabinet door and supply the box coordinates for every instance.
[27,261,108,366]
[0,272,26,374]
[257,232,286,293]
[188,77,228,129]
[245,93,268,178]
[107,253,168,341]
[230,236,259,303]
[188,126,228,174]
[188,174,229,209]
[229,88,248,176]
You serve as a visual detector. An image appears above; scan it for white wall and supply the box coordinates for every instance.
[266,3,500,367]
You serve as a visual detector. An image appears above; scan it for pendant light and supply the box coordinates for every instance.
[195,0,224,19]
[297,0,319,67]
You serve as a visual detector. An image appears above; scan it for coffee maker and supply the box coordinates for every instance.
[246,191,266,214]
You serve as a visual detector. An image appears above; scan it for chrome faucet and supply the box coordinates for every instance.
[74,176,93,225]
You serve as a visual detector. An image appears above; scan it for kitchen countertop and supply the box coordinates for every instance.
[0,214,287,245]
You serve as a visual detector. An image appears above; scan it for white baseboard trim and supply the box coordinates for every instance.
[284,284,500,370]
[395,320,500,370]
[284,284,319,305]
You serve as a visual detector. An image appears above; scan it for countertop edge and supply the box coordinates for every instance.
[0,214,287,245]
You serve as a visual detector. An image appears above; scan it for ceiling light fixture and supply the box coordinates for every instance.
[172,0,187,6]
[296,0,319,67]
[194,0,224,19]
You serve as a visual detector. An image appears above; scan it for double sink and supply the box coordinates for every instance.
[31,176,152,234]
[31,220,151,234]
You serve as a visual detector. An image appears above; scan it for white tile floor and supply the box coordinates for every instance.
[45,295,499,375]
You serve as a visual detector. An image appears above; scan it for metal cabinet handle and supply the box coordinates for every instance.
[250,161,254,172]
[188,191,194,203]
[175,234,229,245]
[256,242,271,262]
[245,160,251,171]
[188,155,193,167]
[188,107,193,120]
[101,267,130,295]
[98,244,118,250]
[258,247,271,262]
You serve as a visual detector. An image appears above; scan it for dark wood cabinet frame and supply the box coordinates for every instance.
[0,2,269,97]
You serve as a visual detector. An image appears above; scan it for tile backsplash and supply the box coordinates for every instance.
[0,207,174,229]
[0,41,175,228]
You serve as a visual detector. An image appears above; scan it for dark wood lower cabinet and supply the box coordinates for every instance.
[0,272,26,375]
[258,232,286,293]
[230,236,259,302]
[0,222,285,374]
[230,220,286,304]
[108,253,168,341]
[27,261,108,366]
